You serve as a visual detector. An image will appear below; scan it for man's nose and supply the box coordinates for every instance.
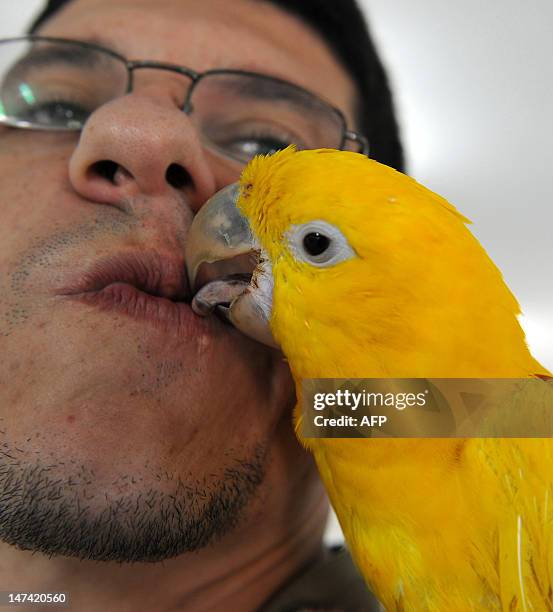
[68,92,217,211]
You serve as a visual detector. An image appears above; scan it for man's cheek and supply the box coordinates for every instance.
[0,206,40,258]
[0,316,135,432]
[0,154,54,233]
[0,129,31,154]
[0,340,41,411]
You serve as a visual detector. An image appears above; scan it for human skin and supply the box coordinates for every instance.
[0,0,357,609]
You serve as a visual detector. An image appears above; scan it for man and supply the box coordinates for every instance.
[0,0,402,609]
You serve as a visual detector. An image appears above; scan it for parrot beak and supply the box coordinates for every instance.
[185,183,279,349]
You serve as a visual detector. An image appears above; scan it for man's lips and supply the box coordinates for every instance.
[56,251,224,336]
[59,252,191,301]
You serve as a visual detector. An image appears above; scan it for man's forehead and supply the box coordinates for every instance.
[37,0,357,126]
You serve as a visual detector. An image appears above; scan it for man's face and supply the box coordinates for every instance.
[0,0,355,560]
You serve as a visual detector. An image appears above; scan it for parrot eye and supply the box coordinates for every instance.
[286,220,356,267]
[303,232,330,256]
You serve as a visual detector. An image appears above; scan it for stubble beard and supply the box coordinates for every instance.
[0,439,266,562]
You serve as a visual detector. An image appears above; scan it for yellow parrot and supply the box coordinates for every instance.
[185,147,553,611]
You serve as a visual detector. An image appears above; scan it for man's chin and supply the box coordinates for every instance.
[0,441,267,562]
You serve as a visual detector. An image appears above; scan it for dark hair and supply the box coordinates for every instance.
[29,0,405,171]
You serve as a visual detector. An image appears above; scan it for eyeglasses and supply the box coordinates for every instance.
[0,36,369,167]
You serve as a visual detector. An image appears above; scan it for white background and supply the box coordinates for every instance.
[359,0,553,370]
[2,0,552,548]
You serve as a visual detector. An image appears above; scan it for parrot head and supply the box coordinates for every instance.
[186,147,531,378]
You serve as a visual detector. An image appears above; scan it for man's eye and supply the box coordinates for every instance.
[18,100,90,128]
[224,134,294,160]
[200,117,306,163]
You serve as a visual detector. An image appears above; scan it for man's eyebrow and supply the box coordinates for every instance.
[80,37,123,55]
[219,73,332,114]
[8,38,124,73]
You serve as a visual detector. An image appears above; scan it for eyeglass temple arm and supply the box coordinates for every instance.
[344,130,369,156]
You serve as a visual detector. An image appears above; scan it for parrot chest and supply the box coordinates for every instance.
[307,436,553,611]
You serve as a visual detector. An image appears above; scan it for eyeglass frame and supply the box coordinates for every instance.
[0,35,370,156]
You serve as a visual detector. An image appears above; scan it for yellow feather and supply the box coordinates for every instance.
[238,148,553,611]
